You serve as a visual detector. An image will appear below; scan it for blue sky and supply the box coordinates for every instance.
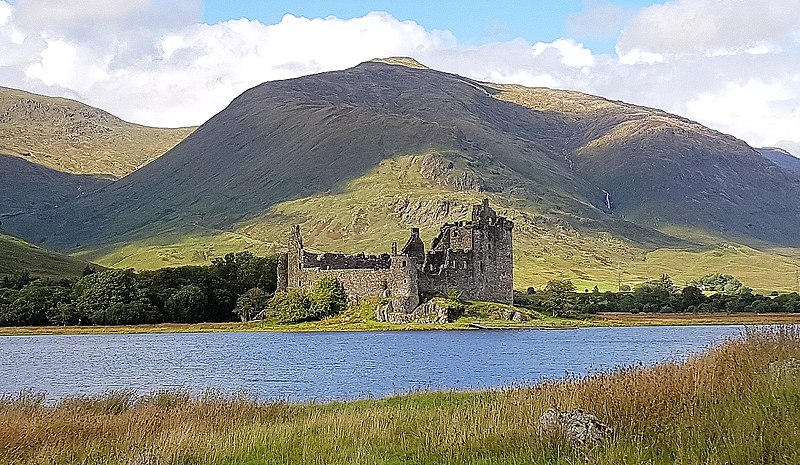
[202,0,658,53]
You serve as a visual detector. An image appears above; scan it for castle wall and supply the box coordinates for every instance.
[284,226,419,312]
[290,259,419,312]
[418,248,480,299]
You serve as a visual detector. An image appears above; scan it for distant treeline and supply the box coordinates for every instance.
[0,251,351,327]
[515,274,800,316]
[2,261,799,327]
[0,252,277,327]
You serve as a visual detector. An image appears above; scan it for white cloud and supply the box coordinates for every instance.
[618,0,800,62]
[0,1,798,153]
[532,38,595,68]
[685,79,800,149]
[567,0,627,40]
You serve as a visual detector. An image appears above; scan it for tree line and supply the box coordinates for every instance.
[3,260,798,327]
[516,274,800,317]
[0,252,273,326]
[0,252,352,327]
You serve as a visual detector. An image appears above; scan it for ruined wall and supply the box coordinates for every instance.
[302,251,392,270]
[291,259,419,312]
[417,199,514,304]
[417,248,479,298]
[279,200,513,312]
[285,225,419,312]
[430,222,473,252]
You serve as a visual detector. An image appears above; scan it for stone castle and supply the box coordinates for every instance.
[276,200,514,313]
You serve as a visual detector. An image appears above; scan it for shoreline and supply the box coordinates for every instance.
[0,312,798,336]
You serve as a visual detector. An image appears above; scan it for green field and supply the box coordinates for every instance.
[2,326,798,464]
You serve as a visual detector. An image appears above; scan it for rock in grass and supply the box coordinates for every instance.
[540,408,611,446]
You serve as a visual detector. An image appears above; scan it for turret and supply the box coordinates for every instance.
[401,227,425,261]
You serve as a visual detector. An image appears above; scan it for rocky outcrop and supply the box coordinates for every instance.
[375,299,461,324]
[540,408,611,446]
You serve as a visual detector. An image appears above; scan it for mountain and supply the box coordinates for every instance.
[0,154,112,219]
[5,59,800,290]
[0,229,96,278]
[0,86,194,178]
[758,147,800,175]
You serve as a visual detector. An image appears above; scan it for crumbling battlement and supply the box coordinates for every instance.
[277,200,514,314]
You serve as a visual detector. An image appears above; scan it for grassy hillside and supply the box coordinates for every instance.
[0,86,194,178]
[0,230,95,278]
[5,60,800,291]
[0,155,112,219]
[80,155,800,292]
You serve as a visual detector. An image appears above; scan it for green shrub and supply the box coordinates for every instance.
[309,277,348,318]
[264,289,312,324]
[265,277,347,324]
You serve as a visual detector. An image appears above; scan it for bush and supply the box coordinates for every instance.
[265,290,312,323]
[309,277,348,319]
[265,277,347,324]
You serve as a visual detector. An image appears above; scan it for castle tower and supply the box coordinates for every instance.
[285,225,304,291]
[469,200,514,304]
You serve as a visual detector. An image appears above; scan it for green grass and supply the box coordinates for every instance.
[1,327,798,464]
[0,230,94,278]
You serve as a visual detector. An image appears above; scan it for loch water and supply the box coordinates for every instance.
[0,325,743,402]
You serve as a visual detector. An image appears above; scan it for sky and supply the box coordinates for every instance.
[1,0,799,155]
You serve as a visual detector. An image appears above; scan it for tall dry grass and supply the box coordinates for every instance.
[1,326,798,464]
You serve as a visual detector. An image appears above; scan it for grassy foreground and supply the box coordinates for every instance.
[2,327,799,464]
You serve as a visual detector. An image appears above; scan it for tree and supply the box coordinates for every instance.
[541,279,577,318]
[680,285,706,311]
[309,277,348,319]
[633,274,676,312]
[234,287,271,322]
[165,284,209,323]
[74,270,138,319]
[3,283,70,326]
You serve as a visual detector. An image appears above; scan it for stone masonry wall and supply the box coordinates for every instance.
[284,225,419,312]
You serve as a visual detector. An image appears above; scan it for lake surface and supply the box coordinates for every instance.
[0,326,744,402]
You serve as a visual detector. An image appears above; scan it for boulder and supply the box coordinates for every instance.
[540,408,611,446]
[378,299,458,324]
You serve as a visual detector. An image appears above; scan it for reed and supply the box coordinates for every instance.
[2,326,798,464]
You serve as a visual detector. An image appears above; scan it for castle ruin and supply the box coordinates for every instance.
[276,200,513,313]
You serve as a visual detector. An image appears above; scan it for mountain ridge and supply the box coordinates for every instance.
[0,86,195,178]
